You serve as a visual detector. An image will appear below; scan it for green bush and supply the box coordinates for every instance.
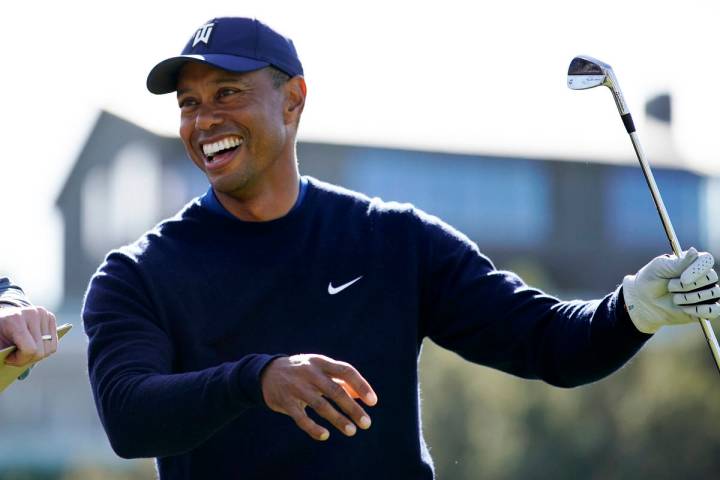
[420,333,720,479]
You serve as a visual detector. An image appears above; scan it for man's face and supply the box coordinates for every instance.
[176,63,292,197]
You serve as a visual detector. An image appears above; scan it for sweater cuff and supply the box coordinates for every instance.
[615,286,653,341]
[0,289,31,308]
[228,353,287,407]
[0,301,22,309]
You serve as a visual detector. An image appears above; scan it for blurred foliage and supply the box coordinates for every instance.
[3,335,719,480]
[0,461,155,480]
[420,332,720,480]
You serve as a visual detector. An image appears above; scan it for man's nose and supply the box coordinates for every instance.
[195,105,223,130]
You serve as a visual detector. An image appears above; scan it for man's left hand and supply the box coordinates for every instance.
[623,247,720,334]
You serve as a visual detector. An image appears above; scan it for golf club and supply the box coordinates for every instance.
[567,55,720,374]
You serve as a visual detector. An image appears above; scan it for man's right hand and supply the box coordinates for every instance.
[260,354,378,441]
[0,306,58,366]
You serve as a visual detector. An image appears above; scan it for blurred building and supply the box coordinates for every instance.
[0,107,716,472]
[57,109,714,307]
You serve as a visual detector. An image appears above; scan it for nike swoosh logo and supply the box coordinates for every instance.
[328,276,363,295]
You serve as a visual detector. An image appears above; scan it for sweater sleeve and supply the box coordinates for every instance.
[417,212,651,388]
[83,253,282,459]
[0,277,31,308]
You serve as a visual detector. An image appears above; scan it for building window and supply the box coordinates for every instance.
[344,149,551,247]
[81,143,161,258]
[604,167,701,249]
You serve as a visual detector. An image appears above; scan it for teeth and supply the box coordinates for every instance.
[202,136,242,158]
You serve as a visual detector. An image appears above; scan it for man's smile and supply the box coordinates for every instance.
[199,135,245,171]
[201,135,244,159]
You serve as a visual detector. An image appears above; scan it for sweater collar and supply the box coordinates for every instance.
[201,176,309,221]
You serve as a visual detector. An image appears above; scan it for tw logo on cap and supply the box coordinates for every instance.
[192,23,215,47]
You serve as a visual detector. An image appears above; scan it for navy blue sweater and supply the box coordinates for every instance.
[83,177,650,479]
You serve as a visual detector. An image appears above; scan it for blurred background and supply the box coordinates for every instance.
[1,0,720,478]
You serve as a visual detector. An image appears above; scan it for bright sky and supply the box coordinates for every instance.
[1,0,718,306]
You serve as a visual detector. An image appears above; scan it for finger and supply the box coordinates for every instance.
[38,307,51,360]
[320,377,372,430]
[333,378,361,399]
[680,303,720,319]
[25,308,45,362]
[47,312,58,355]
[680,252,715,285]
[287,405,330,441]
[669,269,718,292]
[673,286,720,305]
[320,361,378,407]
[303,390,357,437]
[5,315,39,367]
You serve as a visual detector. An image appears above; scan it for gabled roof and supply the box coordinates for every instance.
[56,110,183,209]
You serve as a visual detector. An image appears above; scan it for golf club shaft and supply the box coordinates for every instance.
[628,133,681,255]
[627,132,720,373]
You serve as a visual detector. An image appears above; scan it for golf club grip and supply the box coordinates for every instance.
[628,132,720,375]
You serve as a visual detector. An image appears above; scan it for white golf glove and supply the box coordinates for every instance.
[622,247,720,334]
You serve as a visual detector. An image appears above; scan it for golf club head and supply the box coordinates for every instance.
[567,55,611,90]
[567,55,629,116]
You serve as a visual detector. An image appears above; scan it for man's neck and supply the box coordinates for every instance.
[213,168,301,222]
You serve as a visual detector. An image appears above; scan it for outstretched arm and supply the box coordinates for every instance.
[416,213,651,387]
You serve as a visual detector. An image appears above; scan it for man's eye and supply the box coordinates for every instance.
[218,88,238,98]
[178,98,197,108]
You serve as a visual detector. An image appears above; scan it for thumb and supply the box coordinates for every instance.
[680,250,715,285]
[652,248,698,279]
[677,247,700,274]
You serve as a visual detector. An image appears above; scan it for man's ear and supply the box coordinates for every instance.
[284,76,307,125]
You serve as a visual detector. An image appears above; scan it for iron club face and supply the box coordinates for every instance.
[567,55,631,122]
[567,56,608,90]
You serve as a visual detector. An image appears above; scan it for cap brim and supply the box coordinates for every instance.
[146,54,270,94]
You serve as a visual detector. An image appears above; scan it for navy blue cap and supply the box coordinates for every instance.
[146,17,303,94]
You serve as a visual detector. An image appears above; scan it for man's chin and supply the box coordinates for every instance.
[210,174,252,199]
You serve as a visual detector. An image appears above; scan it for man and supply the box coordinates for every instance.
[0,277,58,369]
[83,17,720,479]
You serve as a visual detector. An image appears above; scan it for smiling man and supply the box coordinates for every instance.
[176,62,303,221]
[82,17,720,480]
